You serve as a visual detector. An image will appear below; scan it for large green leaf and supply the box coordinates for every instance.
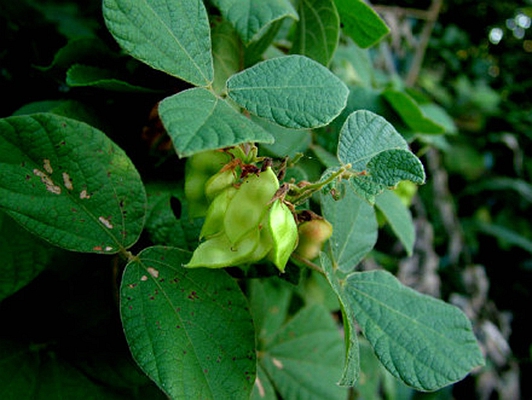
[158,88,274,157]
[327,266,485,391]
[334,0,389,48]
[321,182,378,272]
[0,113,146,254]
[121,246,256,399]
[260,304,347,400]
[227,55,349,129]
[0,212,53,301]
[291,0,340,66]
[103,0,213,87]
[211,0,298,44]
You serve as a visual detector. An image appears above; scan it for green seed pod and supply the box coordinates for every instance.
[185,229,260,269]
[267,200,298,272]
[184,172,211,217]
[246,214,274,264]
[200,186,237,239]
[224,167,279,244]
[184,150,231,217]
[294,218,333,260]
[204,169,236,202]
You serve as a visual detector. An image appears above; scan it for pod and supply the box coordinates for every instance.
[224,167,279,244]
[186,229,260,269]
[267,200,298,272]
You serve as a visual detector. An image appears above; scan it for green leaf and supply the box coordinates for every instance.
[227,55,349,129]
[260,304,347,400]
[102,0,213,87]
[382,89,445,134]
[320,253,359,387]
[0,212,53,301]
[334,0,389,48]
[254,116,311,159]
[291,0,340,66]
[144,183,203,250]
[159,88,274,157]
[321,181,378,272]
[0,340,117,400]
[66,64,160,93]
[338,110,409,170]
[473,221,532,254]
[375,190,415,256]
[13,100,104,131]
[249,278,293,347]
[0,114,146,254]
[37,37,117,71]
[244,19,284,67]
[212,19,242,95]
[337,110,425,202]
[252,364,277,400]
[366,149,426,187]
[335,269,485,391]
[211,0,298,44]
[121,246,256,399]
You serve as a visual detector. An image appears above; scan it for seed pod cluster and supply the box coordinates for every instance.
[185,152,298,272]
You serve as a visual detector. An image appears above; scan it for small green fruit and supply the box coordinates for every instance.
[294,219,333,260]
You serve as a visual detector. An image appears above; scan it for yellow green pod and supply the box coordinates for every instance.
[267,200,298,272]
[224,167,279,244]
[185,229,260,269]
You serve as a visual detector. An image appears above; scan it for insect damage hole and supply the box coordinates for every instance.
[98,216,113,229]
[146,267,159,278]
[62,172,73,190]
[43,159,53,174]
[33,168,61,194]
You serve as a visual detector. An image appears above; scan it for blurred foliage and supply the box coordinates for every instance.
[376,0,532,398]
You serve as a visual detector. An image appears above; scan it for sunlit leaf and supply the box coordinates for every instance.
[103,0,213,86]
[227,55,348,129]
[158,87,274,157]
